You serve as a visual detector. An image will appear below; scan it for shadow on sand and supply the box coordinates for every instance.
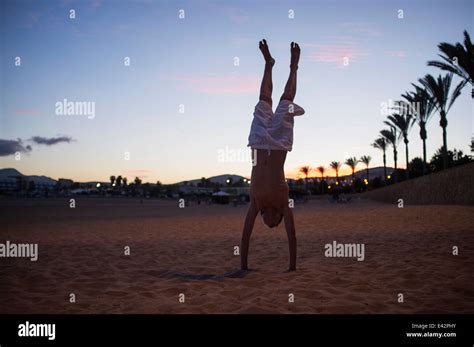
[154,269,254,281]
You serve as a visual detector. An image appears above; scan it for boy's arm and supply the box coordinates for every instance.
[283,206,297,271]
[241,202,259,270]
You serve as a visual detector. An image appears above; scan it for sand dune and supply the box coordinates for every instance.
[0,198,473,314]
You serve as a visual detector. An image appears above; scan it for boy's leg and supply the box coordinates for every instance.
[259,39,275,107]
[267,42,303,152]
[248,40,276,150]
[280,42,300,102]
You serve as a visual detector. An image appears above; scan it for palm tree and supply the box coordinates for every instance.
[110,175,116,186]
[372,137,387,179]
[385,112,415,179]
[344,157,359,181]
[316,166,325,181]
[116,175,123,187]
[428,30,473,98]
[360,155,371,182]
[123,177,128,186]
[381,127,399,182]
[401,86,435,175]
[329,161,342,183]
[316,166,326,194]
[299,166,311,188]
[419,73,465,169]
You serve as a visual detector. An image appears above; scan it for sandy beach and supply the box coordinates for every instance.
[0,197,473,314]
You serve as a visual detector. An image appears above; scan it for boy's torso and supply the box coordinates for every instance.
[250,149,289,211]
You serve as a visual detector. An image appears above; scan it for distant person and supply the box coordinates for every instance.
[241,40,305,272]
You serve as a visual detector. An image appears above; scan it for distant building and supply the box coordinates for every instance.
[57,178,74,189]
[0,178,18,191]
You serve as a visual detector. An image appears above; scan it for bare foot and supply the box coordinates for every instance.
[290,42,300,69]
[259,39,275,66]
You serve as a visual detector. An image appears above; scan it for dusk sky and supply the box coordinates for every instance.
[1,0,472,183]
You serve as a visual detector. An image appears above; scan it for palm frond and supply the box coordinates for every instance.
[448,79,467,111]
[360,155,372,165]
[428,30,474,84]
[372,137,387,151]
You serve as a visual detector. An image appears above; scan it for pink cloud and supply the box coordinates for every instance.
[171,74,259,95]
[13,108,39,116]
[303,42,369,65]
[385,50,407,58]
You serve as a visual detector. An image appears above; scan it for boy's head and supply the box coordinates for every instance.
[261,207,283,228]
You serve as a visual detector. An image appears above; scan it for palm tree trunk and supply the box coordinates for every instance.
[420,123,427,175]
[383,150,387,180]
[405,138,409,180]
[440,111,448,170]
[366,167,369,182]
[442,126,448,169]
[422,139,427,175]
[393,147,398,183]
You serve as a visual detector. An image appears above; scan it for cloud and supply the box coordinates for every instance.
[30,136,74,146]
[0,139,32,157]
[303,42,369,65]
[13,108,39,116]
[302,22,378,66]
[385,50,407,58]
[171,74,259,94]
[338,22,382,37]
